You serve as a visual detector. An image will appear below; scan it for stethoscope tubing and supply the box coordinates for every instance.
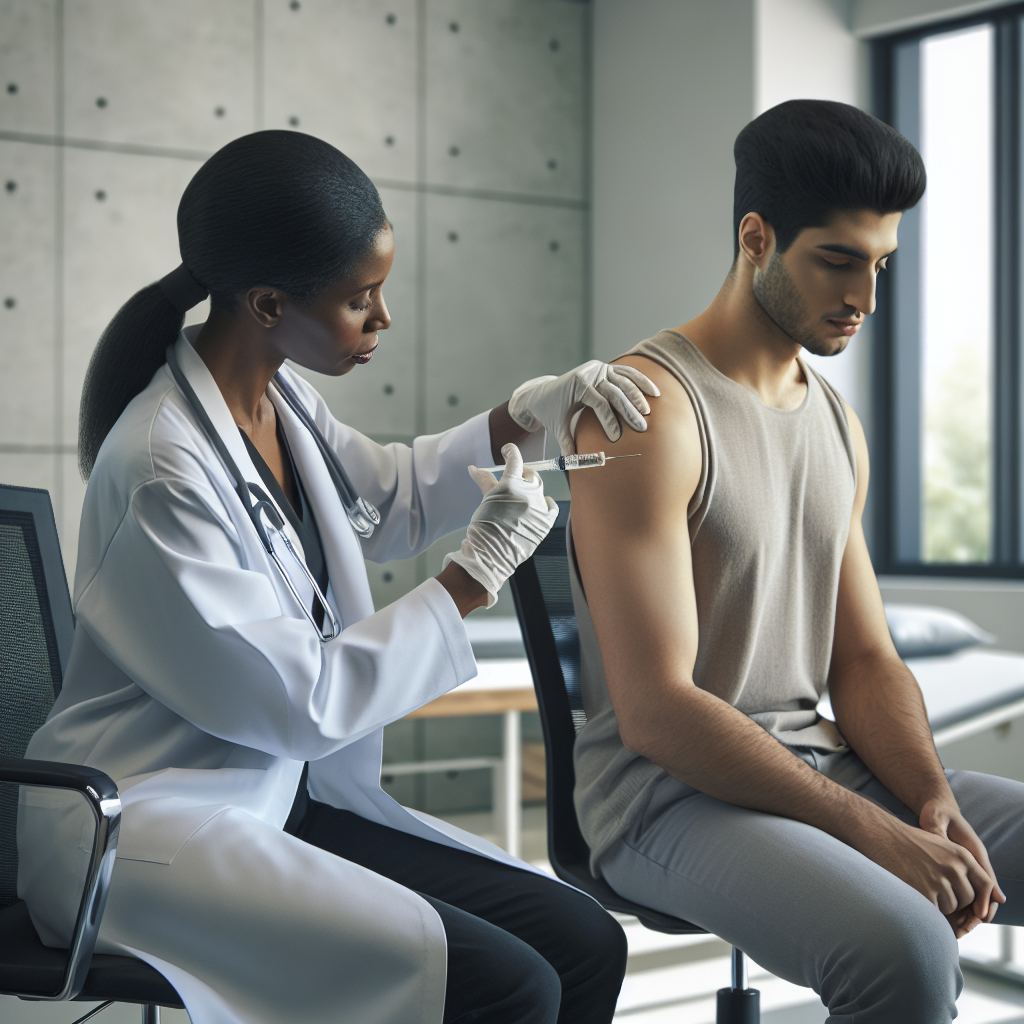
[165,344,356,645]
[269,531,340,642]
[271,372,381,540]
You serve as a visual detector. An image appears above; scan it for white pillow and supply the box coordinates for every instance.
[884,604,996,659]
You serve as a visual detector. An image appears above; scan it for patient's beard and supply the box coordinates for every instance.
[752,252,846,357]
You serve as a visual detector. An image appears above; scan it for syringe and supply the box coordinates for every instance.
[479,452,640,474]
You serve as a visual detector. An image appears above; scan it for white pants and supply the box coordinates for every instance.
[598,753,1024,1024]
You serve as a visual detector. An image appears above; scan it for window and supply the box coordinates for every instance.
[874,10,1023,575]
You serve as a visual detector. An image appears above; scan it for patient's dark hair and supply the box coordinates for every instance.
[78,130,387,477]
[732,99,926,257]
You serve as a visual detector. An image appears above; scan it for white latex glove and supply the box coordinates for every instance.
[443,444,558,608]
[507,359,660,456]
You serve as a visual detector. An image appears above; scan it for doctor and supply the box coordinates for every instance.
[18,131,658,1024]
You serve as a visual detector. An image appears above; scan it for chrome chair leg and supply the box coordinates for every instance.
[141,1005,160,1024]
[732,946,747,990]
[716,947,760,1023]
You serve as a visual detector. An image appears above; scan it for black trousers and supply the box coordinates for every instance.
[292,801,627,1024]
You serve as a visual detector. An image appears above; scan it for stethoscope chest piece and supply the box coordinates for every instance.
[348,497,381,539]
[270,370,380,543]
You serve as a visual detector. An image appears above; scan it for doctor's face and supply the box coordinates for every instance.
[273,224,395,376]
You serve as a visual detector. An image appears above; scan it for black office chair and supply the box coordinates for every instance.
[0,484,183,1024]
[510,501,760,1024]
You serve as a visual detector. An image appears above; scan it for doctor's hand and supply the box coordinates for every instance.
[508,360,660,456]
[441,444,558,609]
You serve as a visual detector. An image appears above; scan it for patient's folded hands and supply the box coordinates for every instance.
[917,797,1004,937]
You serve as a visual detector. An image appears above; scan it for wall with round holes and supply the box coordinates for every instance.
[0,0,589,605]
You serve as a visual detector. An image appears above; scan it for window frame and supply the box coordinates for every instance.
[873,7,1024,578]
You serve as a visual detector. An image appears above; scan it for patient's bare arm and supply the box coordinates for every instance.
[823,407,943,809]
[570,355,999,936]
[824,406,1003,931]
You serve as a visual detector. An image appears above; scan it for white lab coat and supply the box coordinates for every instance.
[17,329,547,1024]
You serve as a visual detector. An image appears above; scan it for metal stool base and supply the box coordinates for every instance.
[716,986,760,1024]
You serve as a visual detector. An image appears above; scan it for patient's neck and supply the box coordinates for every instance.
[676,264,806,411]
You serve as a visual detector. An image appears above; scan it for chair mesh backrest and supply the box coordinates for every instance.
[0,509,63,907]
[532,542,586,736]
[511,502,594,869]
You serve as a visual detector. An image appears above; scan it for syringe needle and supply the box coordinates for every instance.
[603,454,641,460]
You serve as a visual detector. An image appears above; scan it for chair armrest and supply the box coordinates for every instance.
[0,755,121,1002]
[0,756,119,798]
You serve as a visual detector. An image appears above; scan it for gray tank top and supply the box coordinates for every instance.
[570,330,857,867]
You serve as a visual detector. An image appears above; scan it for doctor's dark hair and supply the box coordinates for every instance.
[732,99,926,257]
[78,130,388,478]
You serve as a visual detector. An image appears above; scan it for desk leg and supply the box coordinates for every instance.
[502,710,522,858]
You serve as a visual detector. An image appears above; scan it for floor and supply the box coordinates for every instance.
[4,806,1024,1024]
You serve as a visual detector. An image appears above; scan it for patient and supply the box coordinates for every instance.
[568,99,1024,1023]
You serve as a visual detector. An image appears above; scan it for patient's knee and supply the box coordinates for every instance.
[823,898,960,1023]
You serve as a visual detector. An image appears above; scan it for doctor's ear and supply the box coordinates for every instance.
[244,286,287,328]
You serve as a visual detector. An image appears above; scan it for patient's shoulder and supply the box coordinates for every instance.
[572,353,702,513]
[614,352,690,408]
[597,353,700,452]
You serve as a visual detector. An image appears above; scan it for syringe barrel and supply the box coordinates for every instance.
[557,452,606,471]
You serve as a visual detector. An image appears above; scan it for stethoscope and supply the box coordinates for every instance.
[165,344,381,644]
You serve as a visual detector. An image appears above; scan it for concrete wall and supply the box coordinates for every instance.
[0,0,589,600]
[589,0,754,362]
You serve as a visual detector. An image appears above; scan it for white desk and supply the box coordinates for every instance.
[384,659,536,856]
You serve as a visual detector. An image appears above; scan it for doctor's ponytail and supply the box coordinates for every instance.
[78,130,387,478]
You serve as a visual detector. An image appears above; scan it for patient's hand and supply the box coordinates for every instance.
[860,802,1003,939]
[918,797,1005,936]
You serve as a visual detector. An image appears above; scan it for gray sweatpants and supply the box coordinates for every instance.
[597,750,1024,1023]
